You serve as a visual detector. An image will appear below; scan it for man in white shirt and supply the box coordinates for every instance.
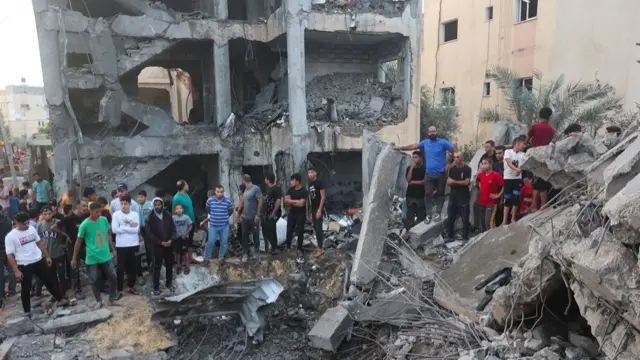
[502,137,526,225]
[111,194,141,297]
[5,212,69,315]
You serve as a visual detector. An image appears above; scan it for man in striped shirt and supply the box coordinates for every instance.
[202,185,234,264]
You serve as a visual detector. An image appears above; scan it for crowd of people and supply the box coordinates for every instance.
[0,167,330,316]
[398,107,558,241]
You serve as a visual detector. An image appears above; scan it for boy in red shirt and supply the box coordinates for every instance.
[476,158,503,232]
[526,107,555,211]
[518,172,534,218]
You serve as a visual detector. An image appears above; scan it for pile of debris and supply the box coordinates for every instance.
[310,0,408,15]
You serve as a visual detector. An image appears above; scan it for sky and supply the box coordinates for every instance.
[0,0,43,88]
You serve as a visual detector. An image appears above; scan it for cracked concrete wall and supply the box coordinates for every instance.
[33,0,421,202]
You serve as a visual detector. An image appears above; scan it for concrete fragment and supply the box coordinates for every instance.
[121,98,178,137]
[491,121,527,146]
[407,219,446,250]
[165,22,193,39]
[37,308,112,334]
[586,131,639,198]
[567,331,599,358]
[113,0,175,22]
[361,130,384,213]
[111,15,170,38]
[561,227,636,302]
[533,348,560,360]
[351,145,401,285]
[308,305,353,352]
[571,281,640,360]
[602,135,640,199]
[88,19,119,82]
[99,90,125,127]
[3,317,34,337]
[41,9,90,33]
[564,347,590,360]
[369,96,385,114]
[397,245,436,278]
[603,172,640,244]
[0,337,16,360]
[524,338,545,352]
[253,83,276,111]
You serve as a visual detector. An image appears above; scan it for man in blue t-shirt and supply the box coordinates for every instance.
[395,126,455,224]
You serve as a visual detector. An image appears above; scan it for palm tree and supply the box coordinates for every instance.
[480,66,622,136]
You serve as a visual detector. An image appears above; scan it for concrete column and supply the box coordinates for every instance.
[285,0,311,173]
[403,39,412,113]
[218,150,242,204]
[213,0,232,127]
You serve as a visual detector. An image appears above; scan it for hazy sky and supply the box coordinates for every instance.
[0,0,43,87]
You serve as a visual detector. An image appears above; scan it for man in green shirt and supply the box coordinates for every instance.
[71,202,118,307]
[172,180,195,273]
[33,172,53,210]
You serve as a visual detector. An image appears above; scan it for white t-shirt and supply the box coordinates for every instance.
[111,210,141,248]
[5,226,42,266]
[503,149,525,180]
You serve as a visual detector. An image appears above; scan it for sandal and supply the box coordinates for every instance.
[127,288,139,295]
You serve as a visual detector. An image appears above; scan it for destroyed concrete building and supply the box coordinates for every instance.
[32,0,422,204]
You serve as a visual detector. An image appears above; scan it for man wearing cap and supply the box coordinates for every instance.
[109,183,141,216]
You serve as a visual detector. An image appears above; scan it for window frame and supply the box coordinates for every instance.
[515,0,538,23]
[483,82,491,97]
[485,6,494,21]
[439,87,456,107]
[440,19,459,44]
[517,77,534,92]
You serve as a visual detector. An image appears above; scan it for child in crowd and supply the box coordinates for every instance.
[476,158,503,232]
[35,207,70,298]
[28,208,40,227]
[9,189,20,219]
[18,190,29,213]
[172,204,192,275]
[96,197,112,223]
[518,171,534,219]
[235,184,246,245]
[502,137,526,225]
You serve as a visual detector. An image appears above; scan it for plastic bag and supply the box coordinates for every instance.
[276,217,287,245]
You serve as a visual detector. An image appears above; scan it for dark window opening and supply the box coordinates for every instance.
[442,20,458,43]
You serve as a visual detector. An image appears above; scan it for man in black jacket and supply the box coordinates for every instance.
[145,197,177,296]
[0,206,16,308]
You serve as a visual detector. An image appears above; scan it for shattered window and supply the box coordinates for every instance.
[517,0,538,22]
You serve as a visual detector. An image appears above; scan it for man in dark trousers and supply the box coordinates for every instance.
[262,173,282,255]
[145,197,177,296]
[0,206,15,308]
[404,151,426,237]
[307,167,326,258]
[285,173,308,264]
[446,152,472,241]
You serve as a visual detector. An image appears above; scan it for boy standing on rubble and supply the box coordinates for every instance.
[285,173,308,264]
[172,204,192,274]
[476,158,503,231]
[111,194,140,297]
[526,107,555,212]
[446,152,472,241]
[502,137,526,225]
[403,151,426,236]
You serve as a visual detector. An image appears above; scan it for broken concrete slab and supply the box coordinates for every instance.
[0,337,16,360]
[433,224,532,322]
[586,131,639,198]
[561,227,637,304]
[111,15,171,38]
[571,281,640,360]
[602,135,640,199]
[10,334,55,358]
[351,144,402,285]
[308,304,353,352]
[491,121,527,146]
[98,89,125,127]
[88,19,119,82]
[362,130,385,213]
[121,98,178,136]
[2,317,34,337]
[37,308,112,334]
[41,9,91,33]
[603,172,640,244]
[407,218,447,250]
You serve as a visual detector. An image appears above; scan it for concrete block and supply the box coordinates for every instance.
[361,130,384,213]
[121,98,178,136]
[99,90,125,127]
[2,317,34,337]
[0,337,16,360]
[37,308,112,334]
[308,305,353,352]
[351,145,401,285]
[111,15,170,38]
[407,218,446,250]
[602,135,640,199]
[603,172,640,244]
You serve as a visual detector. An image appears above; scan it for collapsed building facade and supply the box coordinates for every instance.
[32,0,422,204]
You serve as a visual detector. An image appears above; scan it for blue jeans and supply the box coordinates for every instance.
[206,225,229,260]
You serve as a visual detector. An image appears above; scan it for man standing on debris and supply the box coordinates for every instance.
[502,137,526,225]
[111,194,140,296]
[446,152,472,241]
[56,199,89,300]
[476,158,503,231]
[137,190,153,275]
[33,172,54,210]
[262,173,282,255]
[202,185,233,264]
[146,197,176,296]
[525,107,555,212]
[395,126,455,224]
[285,173,308,263]
[240,175,263,263]
[307,168,326,258]
[34,206,69,298]
[0,206,16,308]
[493,146,506,175]
[403,151,426,235]
[172,180,195,273]
[71,202,118,306]
[6,212,71,315]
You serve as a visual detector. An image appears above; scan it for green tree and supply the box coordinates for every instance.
[420,86,460,142]
[480,66,622,136]
[38,123,51,135]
